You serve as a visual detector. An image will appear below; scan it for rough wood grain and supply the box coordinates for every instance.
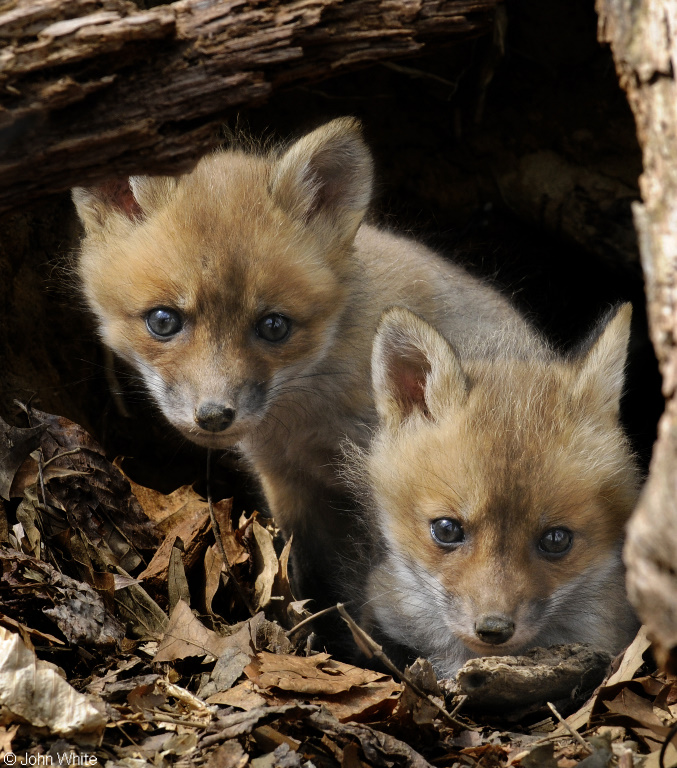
[0,0,497,213]
[455,644,612,718]
[596,0,677,671]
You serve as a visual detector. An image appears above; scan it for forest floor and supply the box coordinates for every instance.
[0,405,673,768]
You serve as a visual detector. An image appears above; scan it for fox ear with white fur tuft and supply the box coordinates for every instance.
[371,307,469,431]
[72,176,177,234]
[270,117,373,245]
[573,303,632,423]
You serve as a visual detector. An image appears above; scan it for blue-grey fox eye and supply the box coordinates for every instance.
[146,307,183,338]
[256,313,291,343]
[538,527,573,556]
[431,518,465,546]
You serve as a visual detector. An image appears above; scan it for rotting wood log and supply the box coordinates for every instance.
[0,0,498,213]
[596,0,677,671]
[454,644,613,719]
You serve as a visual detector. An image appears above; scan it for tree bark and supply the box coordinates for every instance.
[596,0,677,671]
[0,0,497,213]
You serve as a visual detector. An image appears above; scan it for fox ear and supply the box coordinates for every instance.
[573,303,632,422]
[372,308,468,431]
[270,117,373,244]
[72,176,177,234]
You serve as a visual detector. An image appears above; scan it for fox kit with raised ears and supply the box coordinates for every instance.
[353,305,640,676]
[72,118,536,604]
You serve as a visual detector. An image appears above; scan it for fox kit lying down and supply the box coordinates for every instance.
[353,305,640,676]
[72,118,536,605]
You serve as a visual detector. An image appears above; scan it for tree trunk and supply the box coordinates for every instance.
[597,0,677,671]
[0,0,497,213]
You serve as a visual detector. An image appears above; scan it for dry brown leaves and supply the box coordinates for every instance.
[0,405,674,767]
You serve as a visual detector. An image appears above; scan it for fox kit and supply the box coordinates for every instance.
[353,305,640,676]
[72,118,536,606]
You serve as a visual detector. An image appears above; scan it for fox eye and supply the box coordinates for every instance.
[146,307,183,338]
[431,518,465,547]
[538,527,573,556]
[256,313,291,343]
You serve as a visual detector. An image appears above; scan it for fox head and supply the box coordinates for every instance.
[360,305,640,676]
[72,118,373,447]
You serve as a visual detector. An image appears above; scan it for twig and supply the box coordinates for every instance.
[659,720,677,768]
[546,702,592,755]
[42,448,82,470]
[117,715,210,729]
[285,604,341,637]
[206,449,256,617]
[335,603,471,730]
[115,722,140,747]
[449,694,468,719]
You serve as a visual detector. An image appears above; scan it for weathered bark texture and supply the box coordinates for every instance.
[0,0,497,213]
[455,644,613,719]
[597,0,677,671]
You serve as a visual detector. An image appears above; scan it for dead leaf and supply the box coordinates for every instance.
[11,409,160,581]
[307,709,434,768]
[251,520,277,611]
[207,680,267,709]
[518,743,559,768]
[0,416,45,501]
[115,577,169,639]
[246,652,375,695]
[127,682,167,713]
[208,703,319,739]
[154,600,259,662]
[563,628,652,734]
[606,627,652,687]
[0,724,19,759]
[603,687,671,737]
[244,651,401,722]
[0,546,124,648]
[643,743,677,768]
[204,544,223,614]
[168,540,192,611]
[206,739,249,768]
[0,626,106,744]
[212,648,253,691]
[137,488,211,590]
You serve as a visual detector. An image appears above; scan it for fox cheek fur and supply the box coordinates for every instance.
[71,125,361,446]
[72,117,540,609]
[358,305,640,677]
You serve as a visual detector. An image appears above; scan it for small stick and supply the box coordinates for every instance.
[336,603,470,730]
[449,694,468,719]
[206,449,256,617]
[285,604,341,637]
[547,702,592,754]
[42,448,81,470]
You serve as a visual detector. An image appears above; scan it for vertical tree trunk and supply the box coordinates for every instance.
[597,0,677,670]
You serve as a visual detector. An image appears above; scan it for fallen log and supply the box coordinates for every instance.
[0,0,498,212]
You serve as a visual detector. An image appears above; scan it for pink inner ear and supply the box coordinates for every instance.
[392,357,429,417]
[97,179,142,218]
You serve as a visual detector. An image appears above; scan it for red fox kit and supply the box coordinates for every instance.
[72,118,536,605]
[354,305,640,676]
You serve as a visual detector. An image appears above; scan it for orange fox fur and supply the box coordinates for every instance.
[350,305,640,675]
[72,118,537,604]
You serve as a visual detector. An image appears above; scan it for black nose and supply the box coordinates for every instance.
[474,614,515,645]
[195,403,235,432]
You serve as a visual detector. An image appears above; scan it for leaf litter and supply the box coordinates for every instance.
[0,405,672,767]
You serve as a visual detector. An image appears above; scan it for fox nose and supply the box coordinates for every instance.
[195,403,235,432]
[474,614,515,645]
